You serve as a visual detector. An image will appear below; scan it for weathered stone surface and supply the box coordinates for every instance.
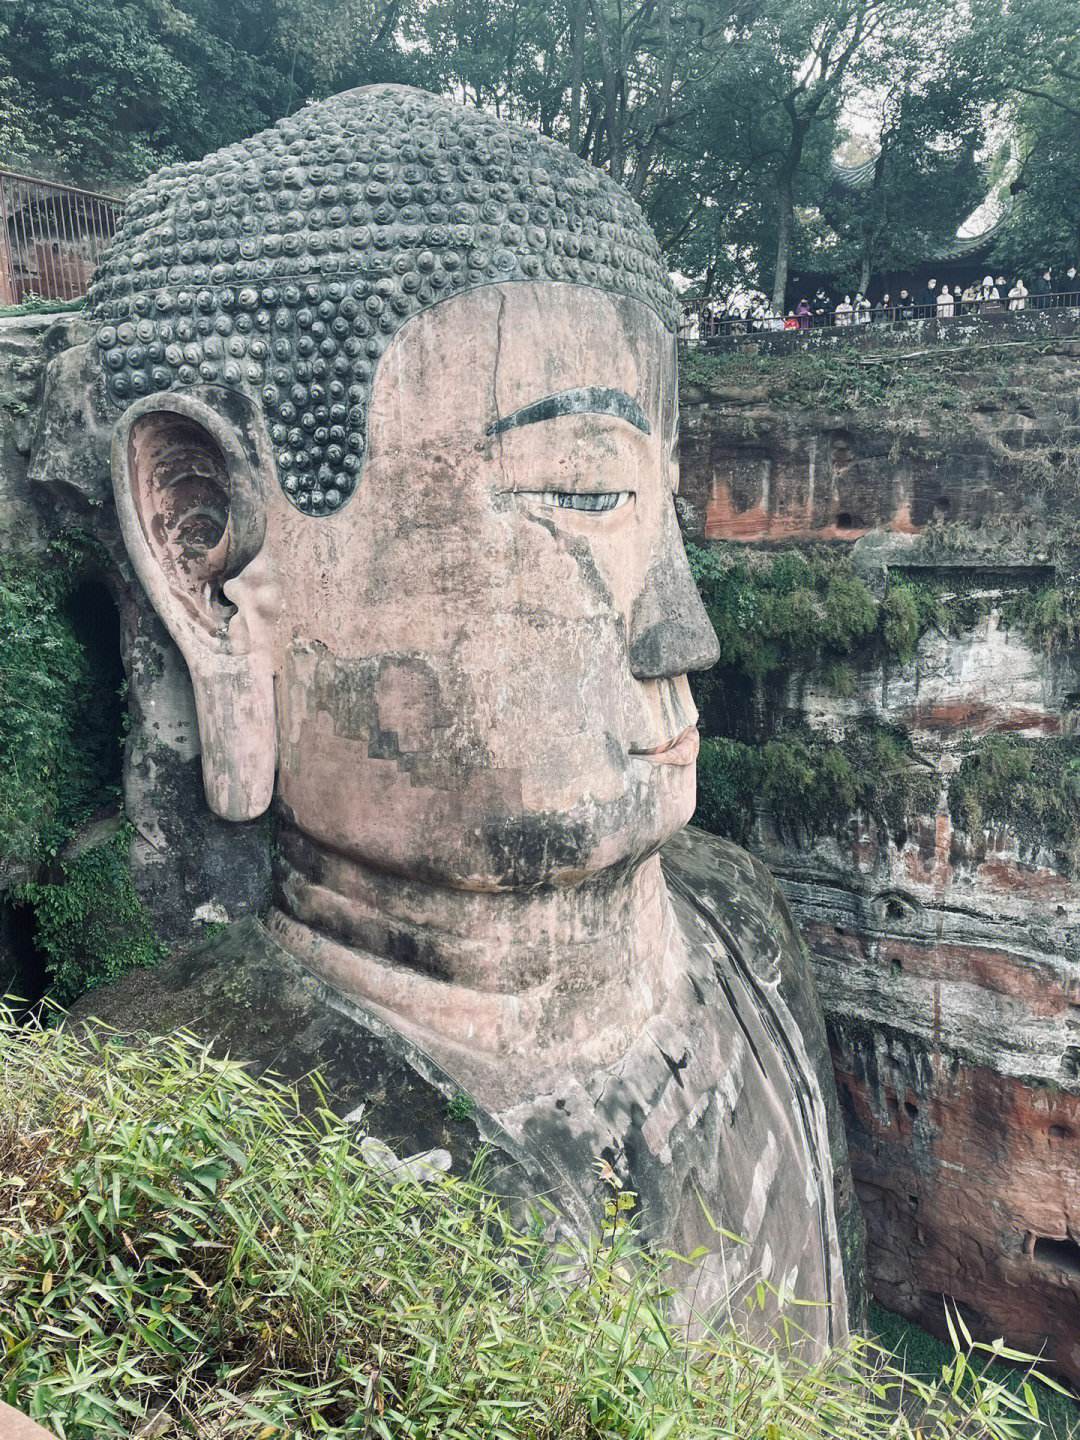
[91,86,677,518]
[0,87,859,1357]
[693,357,1080,1378]
[678,349,1080,545]
[22,333,273,943]
[0,1401,55,1440]
[0,314,56,550]
[71,915,536,1181]
[75,823,860,1339]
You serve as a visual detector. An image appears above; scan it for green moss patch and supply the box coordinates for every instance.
[1001,585,1080,652]
[14,825,165,1005]
[0,295,85,320]
[0,539,161,1002]
[686,543,880,683]
[698,724,937,847]
[679,341,1059,416]
[948,735,1080,869]
[0,539,120,866]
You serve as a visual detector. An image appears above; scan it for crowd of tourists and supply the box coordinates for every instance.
[684,266,1080,339]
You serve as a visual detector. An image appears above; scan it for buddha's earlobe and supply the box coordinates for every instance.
[111,392,280,821]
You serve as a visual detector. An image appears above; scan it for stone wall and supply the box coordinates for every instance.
[680,339,1080,1382]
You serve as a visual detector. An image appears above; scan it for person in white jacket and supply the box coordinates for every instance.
[1008,278,1029,310]
[834,295,853,326]
[936,284,955,318]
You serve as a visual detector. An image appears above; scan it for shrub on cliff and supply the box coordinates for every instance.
[13,827,165,1004]
[0,1019,1067,1440]
[697,724,938,848]
[685,543,879,684]
[949,735,1080,872]
[0,541,118,867]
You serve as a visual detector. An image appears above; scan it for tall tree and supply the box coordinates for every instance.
[970,0,1080,271]
[729,0,927,309]
[825,62,987,293]
[0,0,418,185]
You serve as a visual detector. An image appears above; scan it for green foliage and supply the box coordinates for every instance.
[0,0,424,185]
[679,343,1024,416]
[881,580,949,663]
[0,296,86,320]
[0,540,120,866]
[1002,586,1080,652]
[446,1091,475,1121]
[696,737,760,846]
[973,0,1080,277]
[949,735,1080,869]
[697,724,938,846]
[822,75,989,295]
[685,542,879,682]
[0,1019,1069,1438]
[871,1303,1080,1438]
[14,826,165,1005]
[0,540,156,1003]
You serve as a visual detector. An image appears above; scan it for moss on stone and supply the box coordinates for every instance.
[686,543,880,687]
[948,734,1080,870]
[679,339,1068,419]
[15,825,166,1004]
[1001,584,1080,652]
[0,537,120,866]
[697,723,937,847]
[0,539,164,1002]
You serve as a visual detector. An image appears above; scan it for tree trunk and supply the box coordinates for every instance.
[587,0,624,180]
[770,166,795,312]
[627,0,674,199]
[568,0,585,153]
[859,250,871,295]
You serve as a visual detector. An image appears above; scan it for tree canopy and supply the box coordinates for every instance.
[0,0,1074,301]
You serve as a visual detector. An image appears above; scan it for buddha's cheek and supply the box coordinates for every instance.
[275,637,684,885]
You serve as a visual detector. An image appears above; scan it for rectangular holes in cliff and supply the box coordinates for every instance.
[1032,1235,1080,1279]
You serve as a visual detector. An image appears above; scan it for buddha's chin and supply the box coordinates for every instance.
[278,759,697,891]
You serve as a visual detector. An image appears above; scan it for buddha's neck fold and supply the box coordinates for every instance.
[268,821,679,1084]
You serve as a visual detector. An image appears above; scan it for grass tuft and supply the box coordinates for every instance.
[0,1018,1072,1438]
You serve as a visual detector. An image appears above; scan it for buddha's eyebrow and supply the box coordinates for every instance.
[486,386,651,437]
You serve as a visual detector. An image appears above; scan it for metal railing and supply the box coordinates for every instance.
[0,169,123,307]
[679,290,1080,345]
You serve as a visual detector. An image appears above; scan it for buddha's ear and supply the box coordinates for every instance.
[111,390,280,821]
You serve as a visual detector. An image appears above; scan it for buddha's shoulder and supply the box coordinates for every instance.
[660,826,840,1195]
[660,824,805,985]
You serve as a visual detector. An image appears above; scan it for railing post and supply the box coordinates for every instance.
[0,174,17,305]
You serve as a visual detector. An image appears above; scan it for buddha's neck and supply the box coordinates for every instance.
[268,821,679,1086]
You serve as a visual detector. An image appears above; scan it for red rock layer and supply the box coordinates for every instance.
[834,1029,1080,1386]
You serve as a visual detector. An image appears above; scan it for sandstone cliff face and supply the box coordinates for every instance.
[680,336,1080,1382]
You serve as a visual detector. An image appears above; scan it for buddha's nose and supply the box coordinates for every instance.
[628,504,721,680]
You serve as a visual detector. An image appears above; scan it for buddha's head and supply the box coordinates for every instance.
[89,86,719,894]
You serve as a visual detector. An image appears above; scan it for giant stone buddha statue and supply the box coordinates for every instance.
[61,86,851,1350]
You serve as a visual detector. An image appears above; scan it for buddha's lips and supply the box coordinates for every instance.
[630,725,700,766]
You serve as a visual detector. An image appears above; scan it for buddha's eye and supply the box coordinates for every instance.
[533,490,633,513]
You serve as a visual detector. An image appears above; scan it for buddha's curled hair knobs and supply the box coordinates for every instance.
[89,86,676,517]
